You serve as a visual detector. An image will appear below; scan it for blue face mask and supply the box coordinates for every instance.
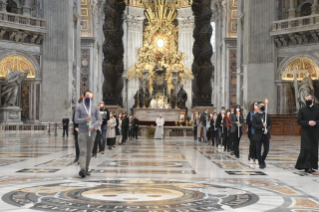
[85,97,91,103]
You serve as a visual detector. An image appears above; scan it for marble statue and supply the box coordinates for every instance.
[1,68,30,107]
[177,84,187,109]
[298,72,319,107]
[168,88,176,109]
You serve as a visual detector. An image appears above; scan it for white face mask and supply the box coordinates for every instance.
[100,104,104,107]
[110,114,113,117]
[236,108,240,112]
[227,112,230,115]
[221,110,225,113]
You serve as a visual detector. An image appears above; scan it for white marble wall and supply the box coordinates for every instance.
[123,7,144,114]
[177,7,194,110]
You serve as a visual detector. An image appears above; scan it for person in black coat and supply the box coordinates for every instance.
[295,95,319,173]
[99,101,110,152]
[193,114,198,141]
[121,113,129,144]
[62,115,70,138]
[252,102,272,169]
[200,111,208,142]
[246,102,258,164]
[215,107,225,147]
[132,115,139,139]
[210,112,218,146]
[72,98,82,163]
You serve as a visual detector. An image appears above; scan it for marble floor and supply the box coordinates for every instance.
[0,131,318,212]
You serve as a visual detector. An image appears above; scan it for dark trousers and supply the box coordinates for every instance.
[74,130,80,159]
[231,129,242,157]
[193,127,197,140]
[211,130,217,146]
[63,126,68,137]
[133,128,138,139]
[92,130,101,154]
[122,126,128,142]
[222,128,229,151]
[256,136,269,165]
[207,127,211,141]
[249,137,257,160]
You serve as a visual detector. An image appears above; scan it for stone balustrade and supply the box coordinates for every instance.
[271,15,319,36]
[0,11,46,33]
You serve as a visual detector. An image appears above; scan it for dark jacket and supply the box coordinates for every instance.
[246,112,253,138]
[62,117,69,127]
[122,117,129,128]
[210,118,215,132]
[115,117,120,135]
[252,112,272,141]
[216,113,222,129]
[100,108,110,126]
[132,118,139,129]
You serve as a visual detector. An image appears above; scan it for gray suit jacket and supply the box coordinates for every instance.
[230,114,244,133]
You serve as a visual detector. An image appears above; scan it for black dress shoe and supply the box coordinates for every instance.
[306,169,312,174]
[259,165,265,169]
[86,170,91,176]
[264,162,267,168]
[73,157,79,163]
[79,169,86,178]
[235,155,240,158]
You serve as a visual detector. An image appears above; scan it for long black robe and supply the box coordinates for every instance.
[295,105,319,170]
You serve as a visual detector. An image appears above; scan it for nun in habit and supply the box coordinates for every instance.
[155,114,165,139]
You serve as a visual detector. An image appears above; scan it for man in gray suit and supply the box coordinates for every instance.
[230,106,244,158]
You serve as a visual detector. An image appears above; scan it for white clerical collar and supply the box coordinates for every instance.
[309,103,314,108]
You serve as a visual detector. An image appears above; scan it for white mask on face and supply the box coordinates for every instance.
[221,110,225,113]
[110,114,113,117]
[227,112,230,115]
[236,108,240,112]
[100,104,104,107]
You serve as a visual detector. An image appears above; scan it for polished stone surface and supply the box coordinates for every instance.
[0,132,318,211]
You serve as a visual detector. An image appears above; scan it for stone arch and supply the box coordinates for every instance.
[276,52,319,81]
[0,50,41,79]
[6,0,22,14]
[295,0,313,12]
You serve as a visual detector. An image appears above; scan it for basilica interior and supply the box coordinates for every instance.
[0,0,319,211]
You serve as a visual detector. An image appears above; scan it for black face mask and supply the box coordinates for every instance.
[306,100,313,107]
[260,106,265,112]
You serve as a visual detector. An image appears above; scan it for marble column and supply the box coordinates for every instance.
[312,0,319,14]
[177,7,194,110]
[23,0,32,16]
[288,0,295,19]
[0,0,7,12]
[124,7,145,113]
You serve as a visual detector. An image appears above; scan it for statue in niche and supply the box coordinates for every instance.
[133,86,144,108]
[177,84,187,109]
[298,72,319,107]
[1,68,30,107]
[168,88,176,109]
[144,88,151,108]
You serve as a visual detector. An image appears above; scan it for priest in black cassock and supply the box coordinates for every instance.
[295,94,319,173]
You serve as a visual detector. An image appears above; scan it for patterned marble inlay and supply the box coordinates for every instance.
[213,161,253,169]
[16,169,60,173]
[97,160,193,168]
[0,153,49,158]
[0,159,26,166]
[291,198,319,208]
[35,159,74,167]
[267,156,298,161]
[266,186,300,195]
[272,163,296,170]
[225,171,266,175]
[110,154,186,160]
[90,169,197,174]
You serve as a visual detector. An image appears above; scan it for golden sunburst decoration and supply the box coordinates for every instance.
[126,0,193,94]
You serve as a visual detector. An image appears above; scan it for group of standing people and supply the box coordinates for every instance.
[193,101,272,169]
[72,90,140,178]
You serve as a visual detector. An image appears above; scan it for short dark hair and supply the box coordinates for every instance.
[221,106,225,109]
[83,90,92,96]
[306,94,314,99]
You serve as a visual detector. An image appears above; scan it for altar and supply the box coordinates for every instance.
[134,108,181,122]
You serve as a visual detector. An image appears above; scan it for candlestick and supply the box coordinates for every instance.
[88,93,93,137]
[265,98,268,124]
[222,114,224,134]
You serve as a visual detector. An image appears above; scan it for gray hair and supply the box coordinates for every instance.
[305,94,314,99]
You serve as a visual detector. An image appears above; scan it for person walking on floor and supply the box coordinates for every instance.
[193,114,198,141]
[107,112,117,150]
[252,101,272,169]
[200,110,208,142]
[99,101,109,153]
[216,107,225,148]
[74,90,101,178]
[72,97,83,163]
[197,112,202,141]
[62,115,70,138]
[210,112,218,146]
[222,109,230,152]
[225,109,232,152]
[116,113,123,145]
[132,115,139,139]
[295,94,319,173]
[128,115,133,140]
[121,113,129,144]
[230,105,244,158]
[247,102,258,164]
